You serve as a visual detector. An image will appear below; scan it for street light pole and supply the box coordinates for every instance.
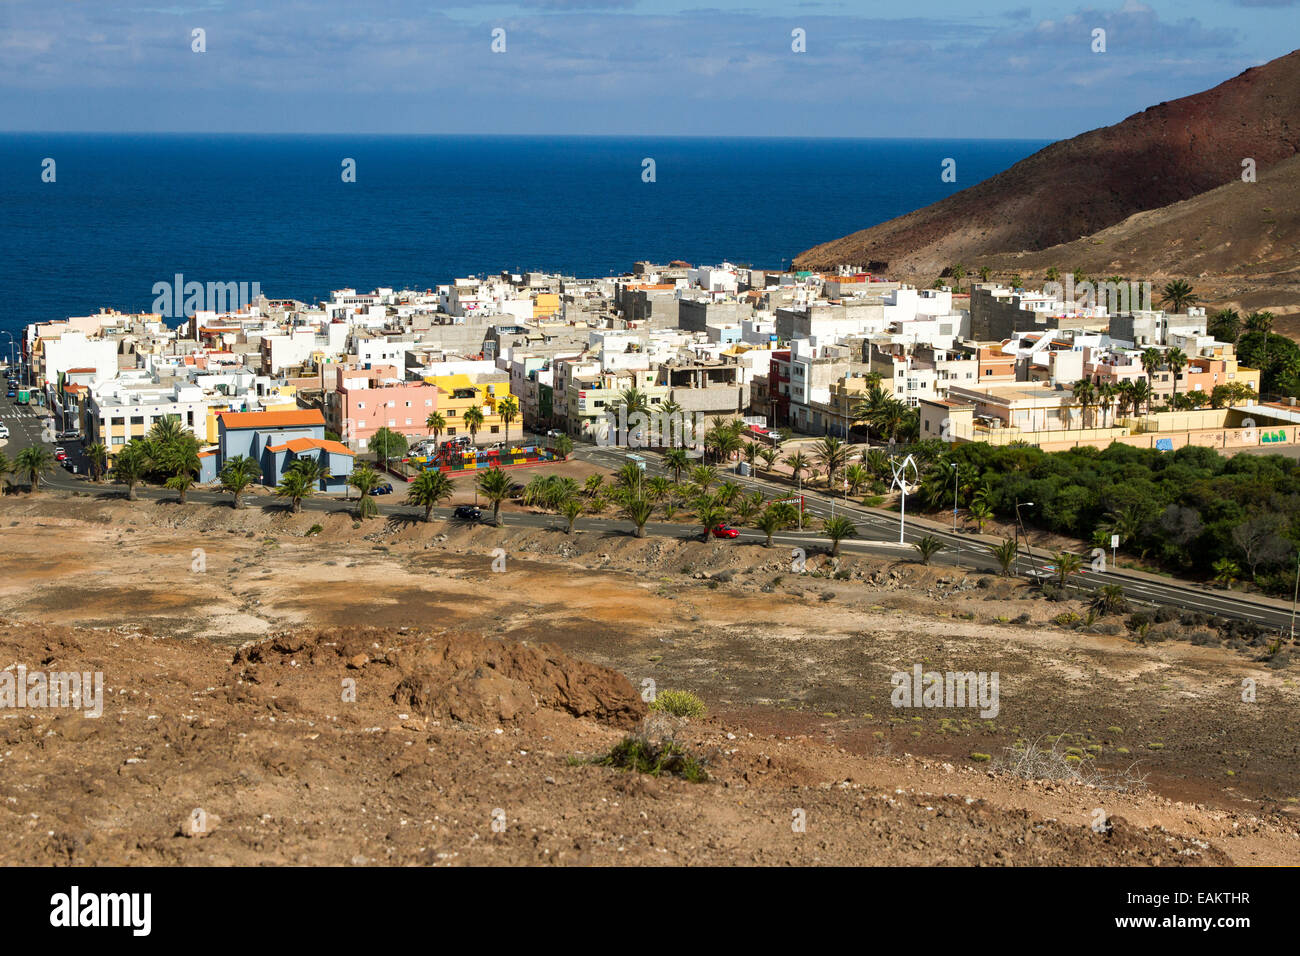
[1291,550,1299,640]
[950,461,958,533]
[1015,501,1035,577]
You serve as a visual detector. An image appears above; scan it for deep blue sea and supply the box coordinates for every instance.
[0,134,1049,335]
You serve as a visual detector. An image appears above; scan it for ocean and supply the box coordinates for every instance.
[0,134,1049,336]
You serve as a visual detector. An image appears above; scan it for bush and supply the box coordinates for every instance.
[594,736,708,782]
[306,524,324,536]
[650,689,707,719]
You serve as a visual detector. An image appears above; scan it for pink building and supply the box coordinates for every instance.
[325,363,438,452]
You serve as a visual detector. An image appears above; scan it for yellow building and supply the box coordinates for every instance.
[533,293,560,318]
[423,374,518,444]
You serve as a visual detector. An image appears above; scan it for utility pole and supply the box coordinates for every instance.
[950,461,958,533]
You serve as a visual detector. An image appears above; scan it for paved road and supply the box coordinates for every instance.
[1,387,1292,632]
[577,443,1300,632]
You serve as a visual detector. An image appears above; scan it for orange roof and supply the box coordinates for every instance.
[285,437,353,456]
[219,409,324,430]
[66,367,96,373]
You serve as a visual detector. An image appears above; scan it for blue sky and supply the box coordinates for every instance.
[0,0,1295,138]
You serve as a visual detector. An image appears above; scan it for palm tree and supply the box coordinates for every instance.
[552,433,573,460]
[967,500,993,533]
[14,446,52,494]
[784,452,809,487]
[1212,557,1240,589]
[689,464,718,495]
[0,452,10,497]
[476,466,512,526]
[1092,584,1128,615]
[425,411,446,445]
[1165,347,1188,404]
[1128,379,1151,418]
[1045,267,1060,283]
[84,442,107,482]
[695,500,729,542]
[1105,502,1147,548]
[407,468,454,522]
[754,506,790,547]
[757,447,779,473]
[913,534,944,565]
[220,455,261,509]
[646,475,673,504]
[275,468,315,514]
[1208,308,1240,344]
[844,463,869,497]
[614,461,645,493]
[663,448,689,483]
[559,496,584,533]
[1070,379,1095,429]
[1139,348,1163,414]
[992,538,1018,575]
[822,515,857,557]
[349,462,383,519]
[165,471,196,504]
[735,490,764,524]
[369,426,408,465]
[462,406,484,446]
[583,474,604,498]
[978,266,991,282]
[496,395,519,444]
[743,441,761,469]
[1160,279,1198,313]
[112,442,148,501]
[813,435,850,491]
[1095,382,1117,429]
[1052,551,1084,589]
[619,496,654,538]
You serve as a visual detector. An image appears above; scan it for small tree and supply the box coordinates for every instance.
[462,406,485,445]
[1053,551,1084,590]
[113,442,148,501]
[496,395,519,444]
[560,496,584,534]
[620,496,654,538]
[369,427,408,466]
[913,534,944,565]
[406,468,454,522]
[992,538,1018,575]
[823,515,857,557]
[0,452,10,496]
[967,500,993,533]
[275,468,315,514]
[14,446,52,495]
[220,455,261,509]
[754,507,788,548]
[695,500,729,542]
[476,466,512,527]
[552,433,573,460]
[84,442,107,482]
[1092,584,1128,615]
[348,461,383,520]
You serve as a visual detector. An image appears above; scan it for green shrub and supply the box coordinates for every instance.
[970,752,991,763]
[594,736,708,782]
[306,524,324,536]
[650,689,707,719]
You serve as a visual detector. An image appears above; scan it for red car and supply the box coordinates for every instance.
[54,448,67,462]
[711,524,740,539]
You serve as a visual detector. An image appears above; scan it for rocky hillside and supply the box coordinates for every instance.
[795,50,1300,278]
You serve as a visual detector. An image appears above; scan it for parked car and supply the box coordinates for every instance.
[5,390,14,398]
[54,448,68,462]
[453,505,482,521]
[545,428,564,438]
[57,429,80,441]
[0,425,8,439]
[711,524,740,539]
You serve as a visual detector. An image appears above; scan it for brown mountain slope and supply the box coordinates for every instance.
[976,152,1300,313]
[795,49,1300,276]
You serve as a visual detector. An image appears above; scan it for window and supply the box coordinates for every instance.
[357,420,366,429]
[357,401,365,409]
[490,425,499,434]
[405,401,411,407]
[112,436,125,445]
[405,418,412,426]
[130,415,144,425]
[387,419,396,427]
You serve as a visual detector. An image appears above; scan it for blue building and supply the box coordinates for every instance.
[214,409,354,491]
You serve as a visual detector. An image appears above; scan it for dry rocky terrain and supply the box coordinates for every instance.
[1,491,1297,865]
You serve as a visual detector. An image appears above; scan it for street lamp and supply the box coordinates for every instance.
[1014,501,1034,576]
[950,461,959,533]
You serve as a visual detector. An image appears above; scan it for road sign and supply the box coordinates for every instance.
[1111,534,1119,549]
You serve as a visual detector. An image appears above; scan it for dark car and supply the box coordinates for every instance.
[711,524,740,539]
[453,505,482,521]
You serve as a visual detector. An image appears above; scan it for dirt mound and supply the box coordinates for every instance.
[236,626,645,729]
[796,49,1300,277]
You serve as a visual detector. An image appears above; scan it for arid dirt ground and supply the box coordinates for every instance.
[1,490,1297,865]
